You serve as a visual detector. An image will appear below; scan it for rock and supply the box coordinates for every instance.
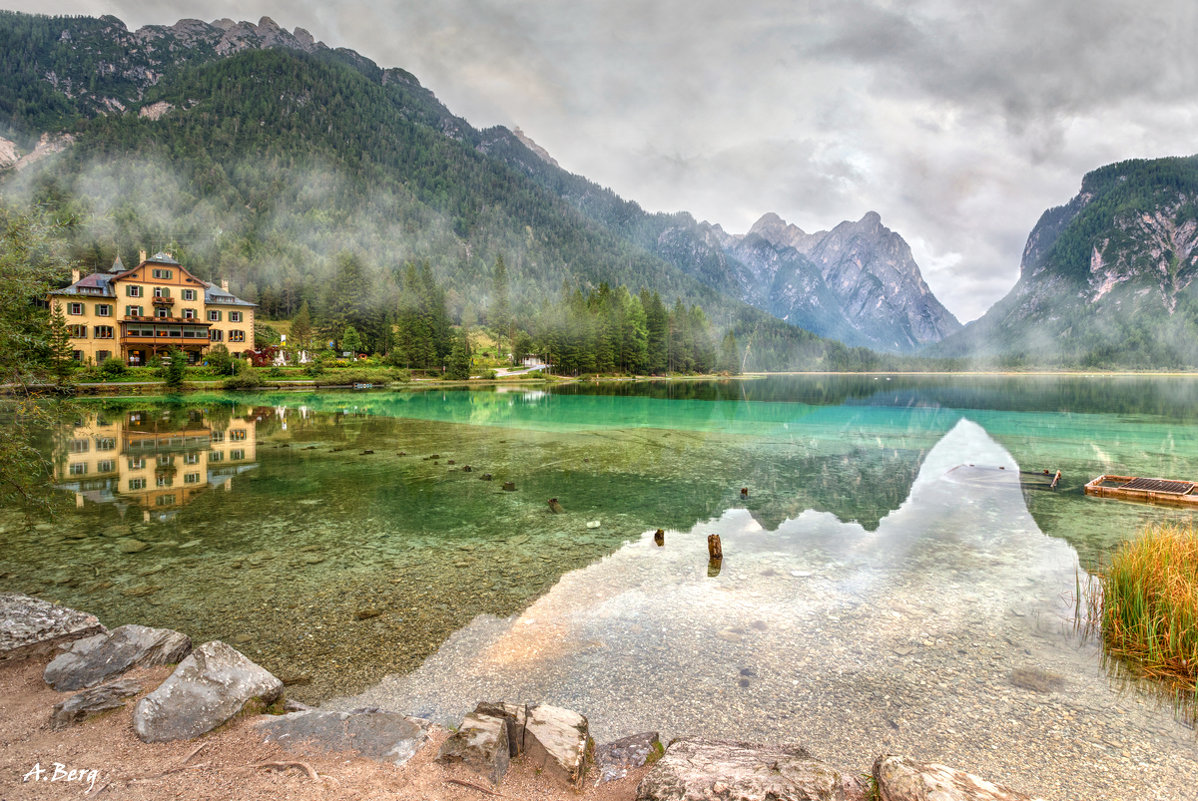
[0,593,107,663]
[523,704,591,789]
[586,520,601,529]
[596,731,662,783]
[437,710,511,785]
[132,640,283,743]
[259,708,430,767]
[50,679,142,730]
[637,737,858,801]
[44,624,192,691]
[548,498,564,514]
[117,538,149,553]
[874,755,1044,801]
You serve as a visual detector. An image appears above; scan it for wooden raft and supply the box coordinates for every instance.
[1084,474,1198,508]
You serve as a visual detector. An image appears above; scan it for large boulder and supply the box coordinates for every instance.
[44,624,192,691]
[0,593,106,662]
[523,704,590,789]
[259,708,431,767]
[132,640,283,743]
[874,755,1044,801]
[436,710,511,785]
[637,737,864,801]
[50,679,142,730]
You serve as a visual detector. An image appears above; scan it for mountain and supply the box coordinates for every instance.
[0,11,917,370]
[475,131,959,352]
[931,155,1198,368]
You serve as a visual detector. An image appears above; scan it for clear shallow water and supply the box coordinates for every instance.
[2,376,1197,793]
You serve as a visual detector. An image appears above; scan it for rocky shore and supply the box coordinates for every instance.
[2,592,1051,800]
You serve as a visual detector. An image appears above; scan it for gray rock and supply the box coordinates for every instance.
[596,731,662,783]
[44,624,192,691]
[0,593,106,662]
[436,711,510,785]
[259,708,430,767]
[50,679,142,730]
[524,703,590,789]
[132,640,283,743]
[637,737,859,801]
[874,755,1045,801]
[474,701,528,756]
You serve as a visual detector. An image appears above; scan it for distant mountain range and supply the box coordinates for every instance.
[931,156,1198,368]
[0,11,958,361]
[1,11,1193,367]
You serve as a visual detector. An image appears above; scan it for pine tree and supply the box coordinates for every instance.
[47,303,75,383]
[446,328,472,379]
[341,324,362,356]
[719,331,740,374]
[290,300,313,355]
[491,255,510,362]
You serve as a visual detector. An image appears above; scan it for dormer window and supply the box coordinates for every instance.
[152,268,173,279]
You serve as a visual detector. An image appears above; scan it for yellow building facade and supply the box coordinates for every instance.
[49,251,256,365]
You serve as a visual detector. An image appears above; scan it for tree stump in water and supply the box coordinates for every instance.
[548,498,564,513]
[707,558,722,577]
[708,534,722,560]
[740,487,748,497]
[654,528,665,546]
[503,482,516,492]
[480,474,493,481]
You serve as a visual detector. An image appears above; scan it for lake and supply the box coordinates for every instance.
[3,374,1197,799]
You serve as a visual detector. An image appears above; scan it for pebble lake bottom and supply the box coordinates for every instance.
[3,375,1197,800]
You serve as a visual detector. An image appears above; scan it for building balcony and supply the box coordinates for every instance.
[152,296,175,306]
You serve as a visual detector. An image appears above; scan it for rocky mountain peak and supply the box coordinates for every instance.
[745,212,823,255]
[512,127,559,168]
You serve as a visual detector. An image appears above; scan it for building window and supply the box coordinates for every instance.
[126,285,142,297]
[184,472,201,484]
[208,450,224,462]
[96,304,112,317]
[156,475,172,487]
[209,329,224,342]
[69,439,89,453]
[72,350,84,362]
[94,325,114,339]
[126,305,143,317]
[210,431,225,443]
[152,269,173,279]
[229,330,245,342]
[153,286,170,298]
[69,462,87,476]
[229,311,243,322]
[230,449,245,461]
[156,308,169,319]
[207,310,222,322]
[68,324,88,338]
[182,308,196,319]
[229,429,247,441]
[184,452,200,464]
[156,494,176,506]
[67,302,84,315]
[96,350,111,362]
[128,478,146,490]
[182,289,196,301]
[97,459,115,473]
[128,457,145,469]
[96,437,116,451]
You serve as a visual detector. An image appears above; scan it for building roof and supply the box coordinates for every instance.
[49,273,115,298]
[49,257,256,308]
[203,282,256,307]
[109,255,125,273]
[147,251,182,266]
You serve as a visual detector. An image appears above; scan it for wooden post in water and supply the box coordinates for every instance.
[1050,470,1061,490]
[654,528,665,546]
[708,534,722,560]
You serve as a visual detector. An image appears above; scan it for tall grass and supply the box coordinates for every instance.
[1101,522,1198,689]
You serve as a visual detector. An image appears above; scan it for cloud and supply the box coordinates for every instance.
[8,0,1198,322]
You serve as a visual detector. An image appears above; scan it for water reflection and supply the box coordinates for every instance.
[52,408,258,522]
[338,420,1198,800]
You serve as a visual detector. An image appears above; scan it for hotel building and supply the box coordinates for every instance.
[48,251,256,365]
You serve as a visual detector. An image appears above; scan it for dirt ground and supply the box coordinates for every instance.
[0,654,649,800]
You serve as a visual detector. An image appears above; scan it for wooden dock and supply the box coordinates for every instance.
[1084,474,1198,508]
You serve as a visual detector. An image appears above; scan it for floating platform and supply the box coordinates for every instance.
[1084,474,1198,508]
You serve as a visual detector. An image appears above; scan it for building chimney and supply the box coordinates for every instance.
[139,250,147,264]
[70,268,80,284]
[221,279,229,292]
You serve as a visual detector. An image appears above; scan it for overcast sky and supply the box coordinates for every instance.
[8,1,1197,321]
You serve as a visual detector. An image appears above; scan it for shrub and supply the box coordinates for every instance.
[99,357,127,378]
[1101,522,1198,687]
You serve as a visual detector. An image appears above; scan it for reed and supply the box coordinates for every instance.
[1100,522,1198,689]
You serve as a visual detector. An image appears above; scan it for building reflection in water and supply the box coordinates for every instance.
[53,407,258,522]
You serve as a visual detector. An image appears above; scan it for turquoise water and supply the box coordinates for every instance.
[1,375,1196,707]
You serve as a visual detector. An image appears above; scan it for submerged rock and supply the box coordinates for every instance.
[44,623,191,691]
[596,731,662,783]
[133,640,283,742]
[873,755,1043,801]
[260,708,430,767]
[637,737,862,801]
[0,593,106,663]
[50,679,142,730]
